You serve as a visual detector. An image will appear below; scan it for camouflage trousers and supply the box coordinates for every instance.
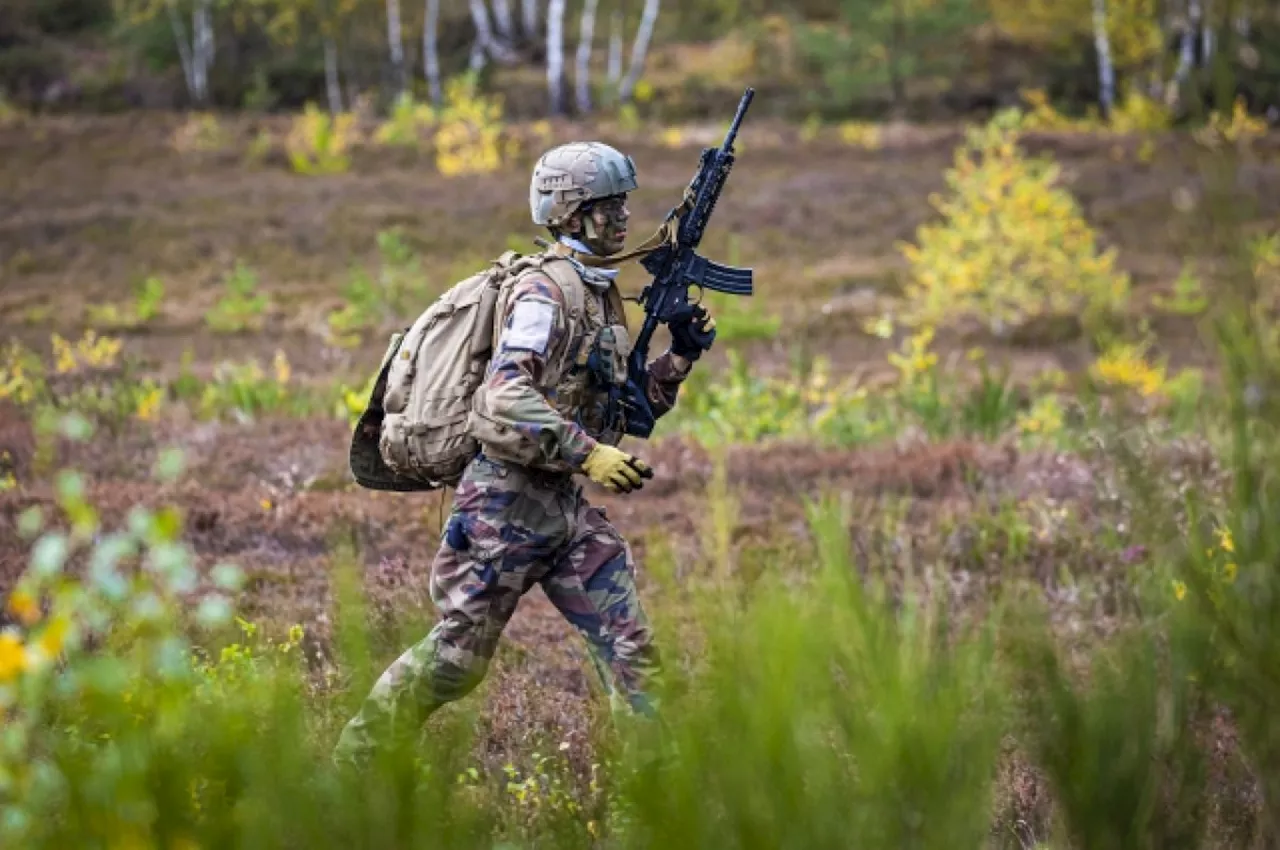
[333,453,660,768]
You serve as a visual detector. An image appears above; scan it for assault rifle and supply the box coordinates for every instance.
[621,86,755,438]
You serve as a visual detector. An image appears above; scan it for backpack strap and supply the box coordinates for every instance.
[537,257,588,378]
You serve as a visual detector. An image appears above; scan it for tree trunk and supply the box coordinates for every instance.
[491,0,515,43]
[887,0,905,112]
[164,0,198,104]
[468,0,517,68]
[547,0,567,114]
[468,0,493,71]
[618,0,658,103]
[1200,0,1215,66]
[192,0,213,105]
[1092,0,1116,118]
[385,0,406,98]
[575,0,600,113]
[424,0,442,104]
[324,36,343,114]
[1167,0,1199,105]
[606,1,623,90]
[522,0,540,42]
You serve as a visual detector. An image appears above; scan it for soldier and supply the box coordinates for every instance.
[333,142,717,768]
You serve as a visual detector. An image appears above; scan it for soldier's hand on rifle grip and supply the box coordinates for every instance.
[582,444,654,494]
[668,304,717,363]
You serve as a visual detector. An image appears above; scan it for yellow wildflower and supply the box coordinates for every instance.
[0,632,28,682]
[1172,580,1187,602]
[6,588,40,626]
[1092,343,1165,397]
[260,498,273,512]
[37,615,70,659]
[1216,526,1235,553]
[135,385,164,421]
[1224,562,1238,583]
[272,349,291,385]
[52,333,77,374]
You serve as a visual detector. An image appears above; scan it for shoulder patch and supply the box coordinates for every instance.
[503,299,557,354]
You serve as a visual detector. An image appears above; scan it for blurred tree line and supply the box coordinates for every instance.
[1,0,1278,121]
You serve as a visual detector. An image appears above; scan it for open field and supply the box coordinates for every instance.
[3,111,1280,847]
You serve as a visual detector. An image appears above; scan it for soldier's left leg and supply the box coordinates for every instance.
[541,500,661,716]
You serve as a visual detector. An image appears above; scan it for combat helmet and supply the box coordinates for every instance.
[529,142,638,228]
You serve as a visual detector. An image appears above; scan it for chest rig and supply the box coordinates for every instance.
[551,262,632,442]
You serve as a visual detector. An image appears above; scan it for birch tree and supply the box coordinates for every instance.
[547,0,566,114]
[468,0,495,71]
[312,0,354,115]
[424,0,441,103]
[618,0,658,103]
[468,0,517,72]
[606,1,623,90]
[157,0,216,106]
[521,0,539,42]
[1167,0,1201,106]
[575,0,600,113]
[1092,0,1115,117]
[491,0,515,44]
[323,34,342,113]
[385,0,407,98]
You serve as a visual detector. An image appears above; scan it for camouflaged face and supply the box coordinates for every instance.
[332,455,659,768]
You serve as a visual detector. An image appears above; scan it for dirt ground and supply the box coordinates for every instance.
[0,114,1275,843]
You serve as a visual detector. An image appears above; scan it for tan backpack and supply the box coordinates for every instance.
[348,250,584,492]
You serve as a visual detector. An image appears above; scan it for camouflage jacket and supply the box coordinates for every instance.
[468,251,689,474]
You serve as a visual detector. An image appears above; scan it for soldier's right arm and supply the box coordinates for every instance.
[473,275,599,468]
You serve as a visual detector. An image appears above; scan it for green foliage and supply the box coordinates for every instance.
[798,0,984,111]
[619,494,1005,849]
[1152,263,1209,316]
[374,92,436,148]
[179,350,338,422]
[0,434,493,849]
[0,331,163,432]
[206,262,269,333]
[326,229,431,347]
[667,330,1025,446]
[1005,606,1210,850]
[85,276,166,329]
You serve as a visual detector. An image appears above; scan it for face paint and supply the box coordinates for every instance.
[579,195,629,256]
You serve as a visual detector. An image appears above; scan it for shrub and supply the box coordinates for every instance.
[374,92,436,148]
[326,229,430,347]
[433,74,505,177]
[206,262,269,333]
[286,103,357,175]
[899,114,1131,337]
[170,112,226,154]
[619,494,1005,850]
[85,276,166,329]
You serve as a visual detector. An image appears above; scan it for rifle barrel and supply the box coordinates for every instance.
[720,87,755,152]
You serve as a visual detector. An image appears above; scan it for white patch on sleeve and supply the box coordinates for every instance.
[503,300,557,354]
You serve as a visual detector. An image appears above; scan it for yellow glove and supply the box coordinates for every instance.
[581,444,654,494]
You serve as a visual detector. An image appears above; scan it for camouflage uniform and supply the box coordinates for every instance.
[333,246,690,768]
